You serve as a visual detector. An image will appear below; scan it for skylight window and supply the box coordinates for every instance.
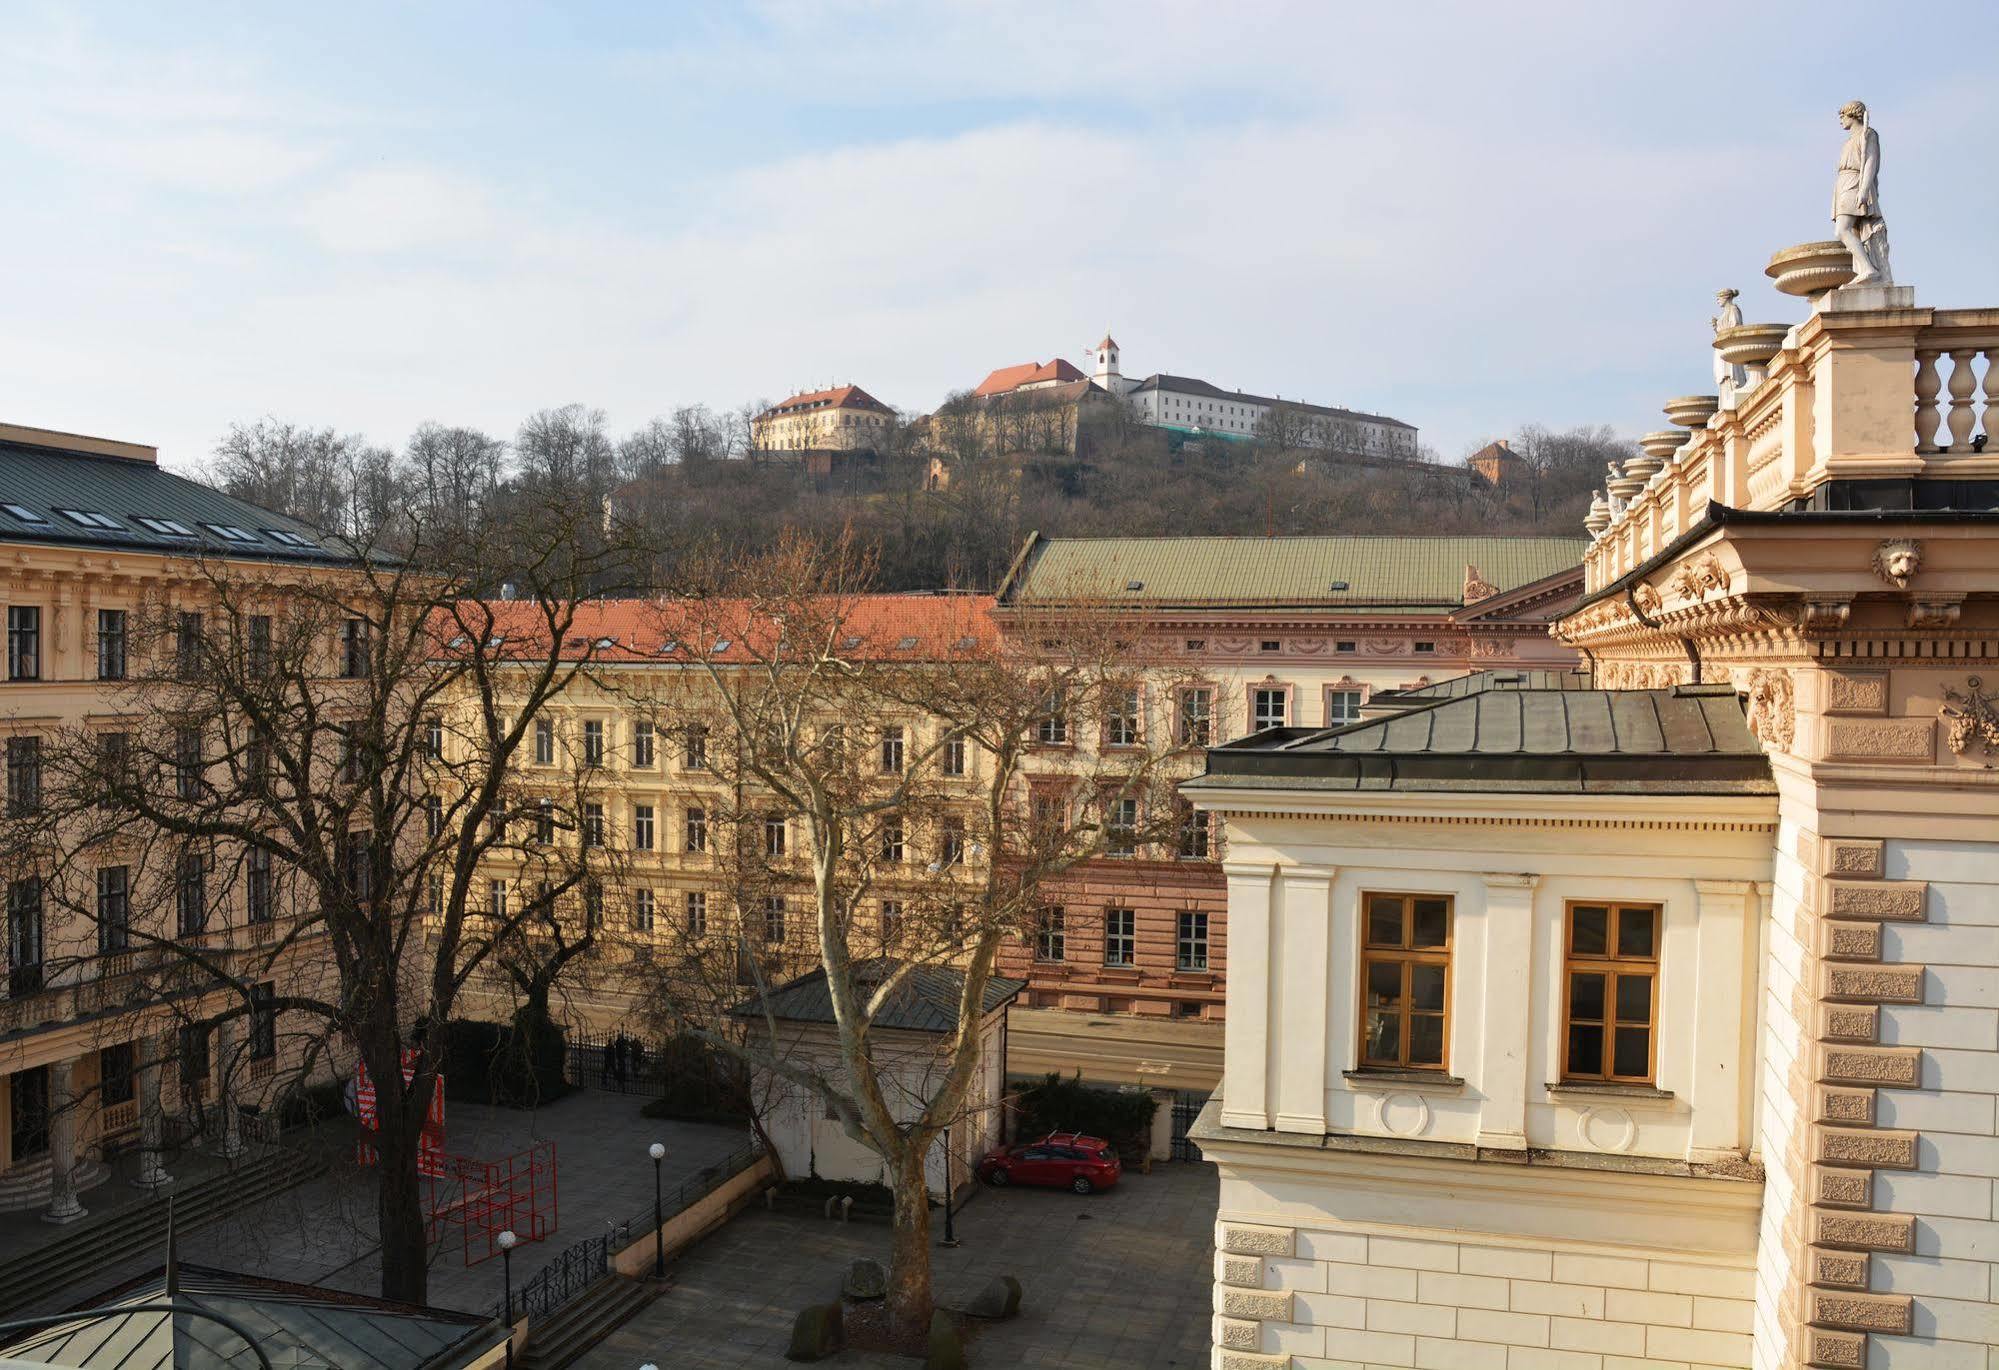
[132,516,195,537]
[54,508,122,530]
[896,636,919,650]
[658,640,678,653]
[712,639,732,652]
[841,636,863,650]
[260,529,317,548]
[201,523,260,544]
[2,504,50,526]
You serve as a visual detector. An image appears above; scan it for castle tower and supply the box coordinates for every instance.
[1090,332,1121,390]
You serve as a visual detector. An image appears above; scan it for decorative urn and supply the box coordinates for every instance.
[1713,323,1792,372]
[1585,492,1611,537]
[1766,240,1857,299]
[1662,394,1720,431]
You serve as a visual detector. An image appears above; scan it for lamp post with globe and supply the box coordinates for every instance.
[648,1142,667,1277]
[497,1228,519,1365]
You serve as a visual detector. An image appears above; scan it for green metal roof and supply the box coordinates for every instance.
[733,959,1024,1034]
[999,534,1586,608]
[0,434,354,566]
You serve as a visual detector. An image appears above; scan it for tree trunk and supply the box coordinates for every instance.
[884,1143,935,1339]
[372,1094,430,1306]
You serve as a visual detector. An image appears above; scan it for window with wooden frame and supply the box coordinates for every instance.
[1175,685,1214,747]
[1103,686,1141,748]
[1358,892,1451,1071]
[1250,684,1289,732]
[1561,901,1659,1084]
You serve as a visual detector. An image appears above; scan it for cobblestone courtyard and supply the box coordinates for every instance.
[583,1162,1216,1369]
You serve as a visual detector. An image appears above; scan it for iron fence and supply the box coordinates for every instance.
[498,1138,766,1322]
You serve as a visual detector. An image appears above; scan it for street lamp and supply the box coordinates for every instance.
[648,1141,666,1277]
[939,1125,959,1248]
[497,1229,519,1366]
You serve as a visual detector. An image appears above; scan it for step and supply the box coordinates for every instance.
[520,1274,657,1370]
[0,1148,326,1312]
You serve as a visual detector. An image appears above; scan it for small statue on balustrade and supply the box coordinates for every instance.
[1833,100,1892,286]
[1710,288,1746,396]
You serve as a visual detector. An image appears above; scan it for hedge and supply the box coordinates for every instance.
[1011,1072,1158,1157]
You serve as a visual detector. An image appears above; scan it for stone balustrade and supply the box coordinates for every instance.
[1584,303,1999,594]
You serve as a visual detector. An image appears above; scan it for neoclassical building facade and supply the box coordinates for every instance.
[1188,254,1999,1366]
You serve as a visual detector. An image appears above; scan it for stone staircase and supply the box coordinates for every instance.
[518,1273,658,1370]
[0,1154,109,1212]
[0,1146,328,1314]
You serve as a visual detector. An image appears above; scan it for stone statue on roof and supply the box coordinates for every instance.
[1832,101,1892,286]
[1711,288,1746,393]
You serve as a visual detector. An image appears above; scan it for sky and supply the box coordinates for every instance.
[5,1,1997,471]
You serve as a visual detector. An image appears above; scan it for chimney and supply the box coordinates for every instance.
[1496,439,1510,452]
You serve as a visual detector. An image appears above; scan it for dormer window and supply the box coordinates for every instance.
[133,516,195,537]
[201,524,260,543]
[261,529,317,548]
[55,508,122,530]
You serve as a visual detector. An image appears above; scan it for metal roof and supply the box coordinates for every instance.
[999,534,1587,608]
[1,1264,501,1369]
[733,959,1024,1034]
[1371,668,1597,704]
[0,434,352,565]
[1199,684,1775,794]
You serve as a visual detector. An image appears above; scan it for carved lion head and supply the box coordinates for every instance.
[1871,538,1921,589]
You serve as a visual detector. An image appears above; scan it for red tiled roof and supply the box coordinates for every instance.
[972,358,1083,398]
[761,385,894,418]
[436,593,997,664]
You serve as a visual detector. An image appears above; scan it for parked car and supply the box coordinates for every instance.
[976,1132,1122,1194]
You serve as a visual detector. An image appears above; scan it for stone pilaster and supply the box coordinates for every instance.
[1475,872,1537,1151]
[1273,865,1334,1135]
[1220,863,1274,1131]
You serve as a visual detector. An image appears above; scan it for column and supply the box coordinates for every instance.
[1689,879,1750,1161]
[42,1057,87,1225]
[213,1018,245,1159]
[1220,861,1274,1131]
[1477,873,1539,1152]
[1274,865,1335,1135]
[132,1033,174,1190]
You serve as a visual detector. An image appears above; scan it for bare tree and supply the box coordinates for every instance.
[619,533,1187,1336]
[18,499,640,1306]
[207,419,381,537]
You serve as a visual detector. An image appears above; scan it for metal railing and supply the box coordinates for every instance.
[500,1138,766,1321]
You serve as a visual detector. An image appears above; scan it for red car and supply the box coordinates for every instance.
[977,1132,1122,1194]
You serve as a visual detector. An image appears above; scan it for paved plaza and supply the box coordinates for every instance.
[2,1089,752,1317]
[582,1161,1217,1369]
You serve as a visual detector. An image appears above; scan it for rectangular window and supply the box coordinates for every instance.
[1176,910,1210,970]
[582,881,603,929]
[632,720,655,768]
[1562,902,1660,1084]
[180,1024,210,1083]
[764,815,787,858]
[763,895,785,943]
[940,817,965,866]
[342,830,373,901]
[879,725,904,774]
[1035,687,1069,745]
[7,606,39,681]
[633,804,655,851]
[880,899,903,944]
[171,726,202,800]
[684,724,709,770]
[424,716,444,758]
[7,877,43,994]
[101,1042,136,1107]
[1325,688,1363,726]
[534,798,556,844]
[250,982,277,1060]
[97,731,130,808]
[6,735,41,815]
[340,618,369,678]
[582,720,605,768]
[943,736,967,777]
[1414,641,1436,654]
[534,718,555,766]
[1251,687,1288,731]
[633,887,656,933]
[880,820,903,864]
[247,615,272,675]
[1103,907,1135,967]
[489,879,509,920]
[1104,687,1141,747]
[1336,640,1356,654]
[1105,797,1138,857]
[97,864,131,951]
[423,794,443,839]
[685,890,708,937]
[1034,907,1065,962]
[427,873,445,916]
[97,609,127,680]
[246,848,272,925]
[176,851,208,937]
[1176,686,1214,747]
[176,612,203,677]
[582,802,605,848]
[1360,892,1452,1070]
[1175,801,1210,860]
[685,807,708,853]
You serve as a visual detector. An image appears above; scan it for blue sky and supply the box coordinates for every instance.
[5,1,1997,469]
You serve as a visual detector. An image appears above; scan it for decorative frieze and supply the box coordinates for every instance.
[1938,675,1999,758]
[1823,717,1936,762]
[1822,673,1888,717]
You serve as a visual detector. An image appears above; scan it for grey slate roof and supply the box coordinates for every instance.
[999,533,1587,609]
[1370,668,1597,705]
[1199,684,1775,794]
[0,432,350,565]
[4,1264,501,1369]
[733,959,1025,1034]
